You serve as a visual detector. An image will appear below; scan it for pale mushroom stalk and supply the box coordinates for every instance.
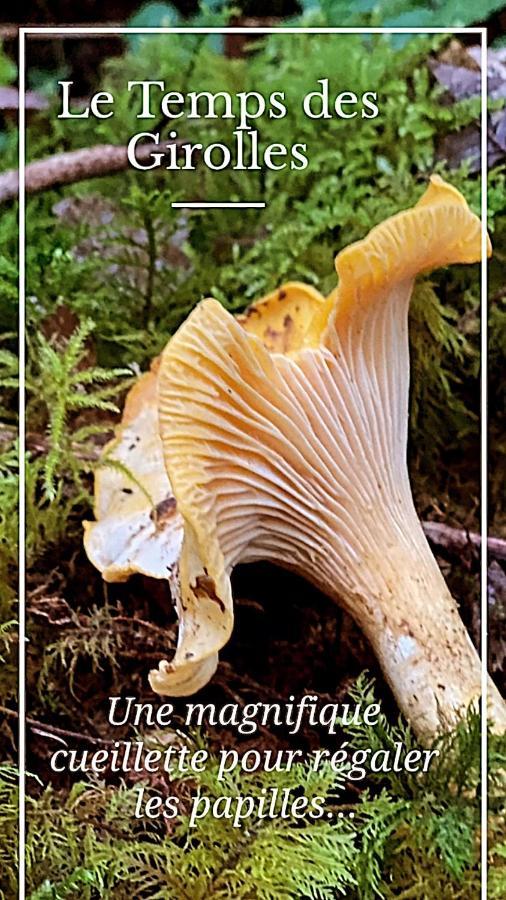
[151,177,506,740]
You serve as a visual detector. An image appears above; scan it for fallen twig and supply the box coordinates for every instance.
[0,704,113,745]
[0,23,124,40]
[0,140,184,203]
[423,520,506,561]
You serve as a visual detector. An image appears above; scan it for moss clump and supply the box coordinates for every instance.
[1,680,504,899]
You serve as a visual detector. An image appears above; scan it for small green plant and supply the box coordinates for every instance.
[37,603,124,698]
[0,334,17,422]
[0,441,18,704]
[0,764,18,898]
[30,319,131,502]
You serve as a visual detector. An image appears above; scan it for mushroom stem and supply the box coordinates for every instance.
[368,599,506,742]
[314,529,504,740]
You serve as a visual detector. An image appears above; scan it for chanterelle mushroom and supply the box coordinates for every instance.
[152,176,506,739]
[83,285,316,583]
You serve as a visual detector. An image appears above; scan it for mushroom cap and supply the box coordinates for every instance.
[236,282,326,353]
[83,359,183,582]
[152,176,488,696]
[84,288,323,584]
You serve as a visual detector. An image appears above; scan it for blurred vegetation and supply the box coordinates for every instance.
[0,5,505,897]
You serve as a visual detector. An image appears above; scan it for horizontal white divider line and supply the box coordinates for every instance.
[171,201,266,208]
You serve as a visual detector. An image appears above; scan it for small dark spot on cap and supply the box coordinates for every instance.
[191,574,225,613]
[151,495,177,525]
[121,487,133,495]
[265,326,281,343]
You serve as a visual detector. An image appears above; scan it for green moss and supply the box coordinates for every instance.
[0,679,502,899]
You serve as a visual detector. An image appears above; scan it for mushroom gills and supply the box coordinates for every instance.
[154,176,505,740]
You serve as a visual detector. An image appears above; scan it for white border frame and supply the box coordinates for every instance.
[18,24,488,900]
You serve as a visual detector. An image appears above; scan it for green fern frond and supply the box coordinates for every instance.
[30,319,131,501]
